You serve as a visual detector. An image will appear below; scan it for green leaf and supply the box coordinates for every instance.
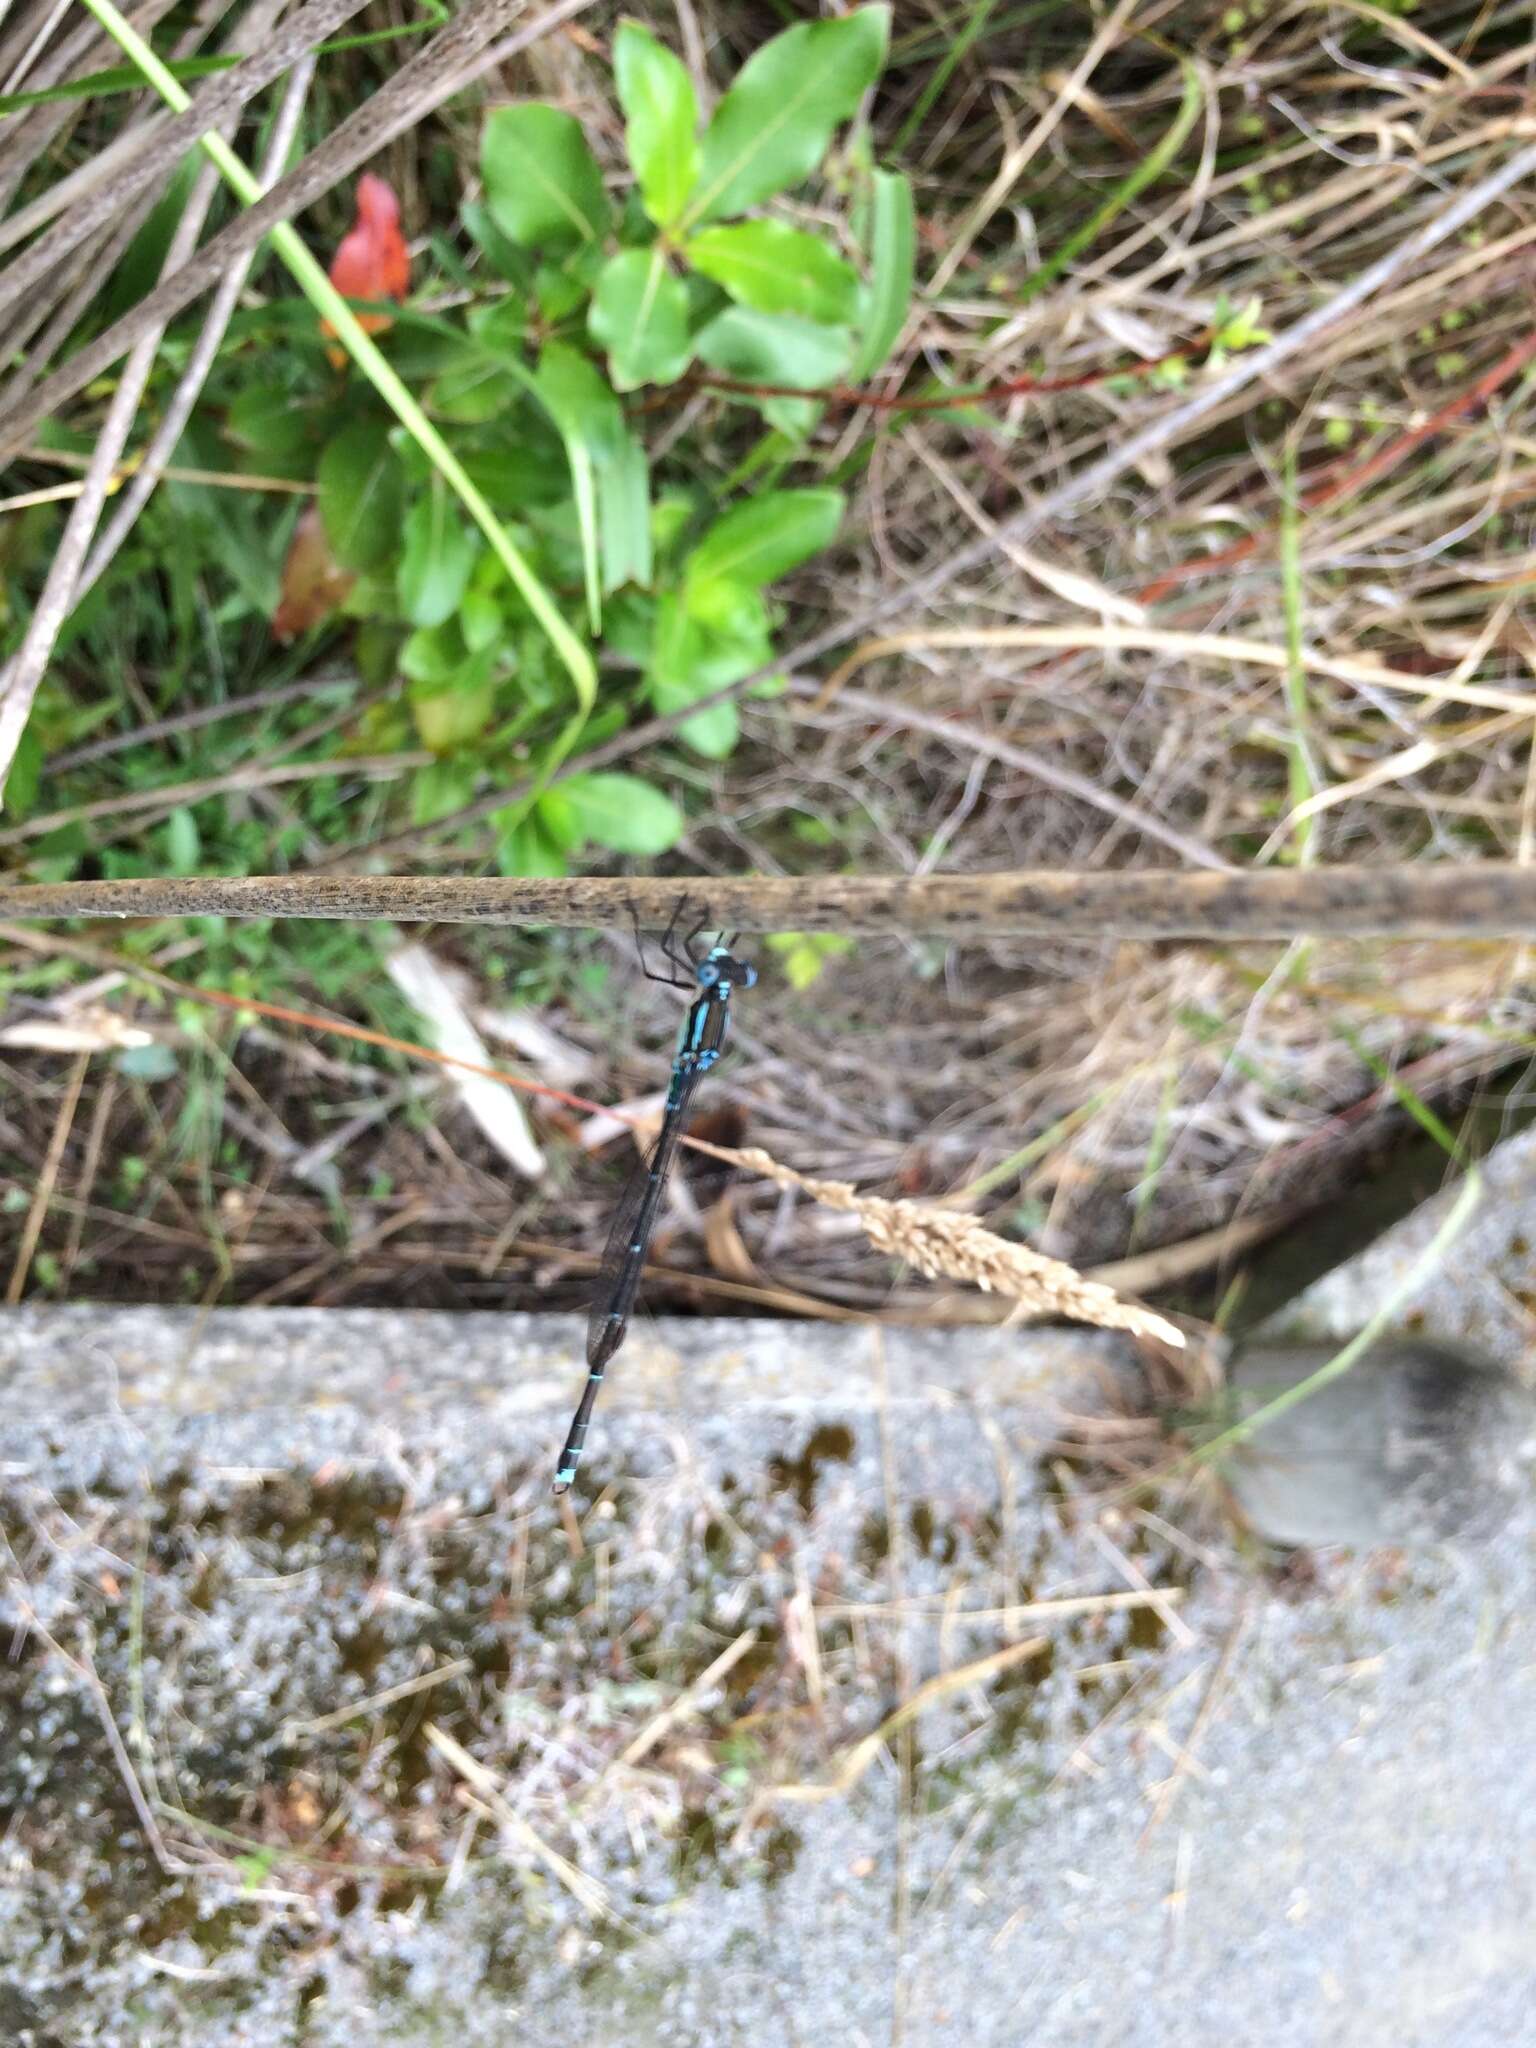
[687,5,890,223]
[686,222,858,324]
[534,248,603,323]
[1212,293,1273,354]
[534,786,583,853]
[614,20,699,228]
[3,724,42,819]
[409,655,497,751]
[657,670,738,753]
[467,293,533,352]
[573,446,600,633]
[411,691,493,753]
[400,624,454,685]
[604,590,655,663]
[561,771,685,854]
[411,757,477,825]
[224,383,319,477]
[598,431,653,593]
[163,807,200,876]
[102,152,199,322]
[495,810,568,878]
[536,343,625,633]
[398,482,478,628]
[353,619,403,684]
[764,929,854,990]
[317,421,405,571]
[427,351,525,424]
[533,342,624,458]
[481,104,610,251]
[587,247,693,391]
[661,686,737,759]
[460,199,533,284]
[685,488,843,589]
[695,305,851,392]
[650,491,696,561]
[683,576,768,637]
[649,587,770,757]
[434,232,481,291]
[849,167,914,380]
[459,586,503,652]
[459,428,566,515]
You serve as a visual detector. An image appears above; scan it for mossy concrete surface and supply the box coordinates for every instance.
[2,1304,1533,2045]
[1258,1122,1536,1369]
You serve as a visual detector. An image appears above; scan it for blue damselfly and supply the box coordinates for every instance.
[554,905,756,1493]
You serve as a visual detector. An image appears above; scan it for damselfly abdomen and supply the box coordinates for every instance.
[554,905,755,1493]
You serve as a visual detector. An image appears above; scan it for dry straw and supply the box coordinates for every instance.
[724,1145,1184,1349]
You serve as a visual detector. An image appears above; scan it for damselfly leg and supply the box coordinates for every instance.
[634,894,705,990]
[660,899,709,981]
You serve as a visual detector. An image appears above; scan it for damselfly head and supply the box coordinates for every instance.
[696,946,755,990]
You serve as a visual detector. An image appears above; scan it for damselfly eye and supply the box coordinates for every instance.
[697,961,720,986]
[739,964,758,989]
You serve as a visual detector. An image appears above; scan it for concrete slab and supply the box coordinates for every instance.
[2,1240,1533,2043]
[1257,1122,1536,1370]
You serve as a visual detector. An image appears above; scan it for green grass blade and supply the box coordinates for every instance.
[1191,1167,1482,1468]
[1278,438,1319,868]
[891,0,1004,154]
[1018,62,1203,305]
[849,168,915,382]
[73,0,594,724]
[0,4,448,114]
[954,1078,1127,1204]
[1131,1064,1180,1241]
[1331,1020,1466,1162]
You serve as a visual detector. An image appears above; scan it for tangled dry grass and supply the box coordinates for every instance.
[1,1,1534,1317]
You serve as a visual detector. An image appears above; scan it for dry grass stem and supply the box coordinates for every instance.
[282,1655,473,1739]
[1139,1607,1250,1844]
[723,1145,1185,1348]
[422,1721,616,1924]
[816,1587,1186,1626]
[605,1628,760,1780]
[737,1634,1050,1832]
[815,625,1536,720]
[6,1048,89,1304]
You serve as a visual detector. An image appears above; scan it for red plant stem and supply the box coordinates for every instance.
[186,982,624,1118]
[690,337,1202,414]
[0,929,614,1122]
[1137,326,1536,606]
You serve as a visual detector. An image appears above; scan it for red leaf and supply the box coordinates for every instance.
[272,506,355,641]
[323,172,410,352]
